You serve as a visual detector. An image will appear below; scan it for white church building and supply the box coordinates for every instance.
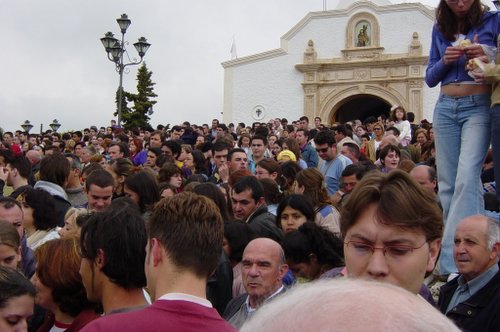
[221,0,440,126]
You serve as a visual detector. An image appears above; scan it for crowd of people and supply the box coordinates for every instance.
[0,0,499,331]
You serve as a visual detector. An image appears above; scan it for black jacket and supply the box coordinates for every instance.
[438,268,500,332]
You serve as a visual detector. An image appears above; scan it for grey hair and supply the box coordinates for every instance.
[241,279,460,332]
[486,217,500,251]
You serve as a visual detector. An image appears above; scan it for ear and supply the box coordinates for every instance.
[489,242,499,260]
[257,197,266,206]
[96,249,106,269]
[278,263,289,281]
[426,238,441,273]
[118,175,125,184]
[151,238,163,267]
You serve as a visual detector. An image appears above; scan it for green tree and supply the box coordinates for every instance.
[114,86,131,119]
[122,62,157,130]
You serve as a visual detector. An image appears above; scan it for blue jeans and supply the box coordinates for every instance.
[433,93,491,275]
[492,104,500,203]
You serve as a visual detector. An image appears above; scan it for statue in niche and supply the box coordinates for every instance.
[356,24,370,47]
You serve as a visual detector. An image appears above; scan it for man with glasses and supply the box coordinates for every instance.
[340,170,442,295]
[314,130,352,196]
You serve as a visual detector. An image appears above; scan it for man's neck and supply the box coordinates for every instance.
[154,269,208,302]
[11,178,28,190]
[253,155,264,164]
[102,282,148,315]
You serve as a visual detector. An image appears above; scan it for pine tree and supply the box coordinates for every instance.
[122,62,157,130]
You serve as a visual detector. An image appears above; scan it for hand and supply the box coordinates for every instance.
[0,167,9,182]
[464,34,485,59]
[443,46,465,65]
[218,163,229,183]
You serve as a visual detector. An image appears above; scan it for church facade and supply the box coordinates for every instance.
[221,0,439,126]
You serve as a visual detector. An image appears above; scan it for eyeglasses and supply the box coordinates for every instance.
[344,240,427,260]
[315,147,329,153]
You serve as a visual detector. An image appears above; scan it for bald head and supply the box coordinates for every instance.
[410,165,436,195]
[241,238,288,308]
[244,238,285,263]
[380,134,399,149]
[241,279,460,332]
[454,215,499,281]
[26,150,41,164]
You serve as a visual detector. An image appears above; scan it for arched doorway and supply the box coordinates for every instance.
[331,94,391,124]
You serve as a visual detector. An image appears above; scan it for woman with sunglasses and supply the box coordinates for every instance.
[425,0,498,276]
[365,123,385,163]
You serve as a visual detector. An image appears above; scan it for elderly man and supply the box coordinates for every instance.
[223,238,288,329]
[438,215,499,332]
[410,165,438,198]
[340,170,442,295]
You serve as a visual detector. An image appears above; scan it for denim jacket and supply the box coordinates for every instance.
[425,11,499,88]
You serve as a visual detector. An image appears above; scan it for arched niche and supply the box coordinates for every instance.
[346,12,380,49]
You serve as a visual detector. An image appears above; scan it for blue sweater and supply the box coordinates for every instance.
[425,11,499,88]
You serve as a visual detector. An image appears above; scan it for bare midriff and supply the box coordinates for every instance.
[441,83,491,97]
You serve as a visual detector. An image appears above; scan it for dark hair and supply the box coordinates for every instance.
[162,141,181,159]
[39,153,70,187]
[109,142,130,158]
[232,176,264,203]
[0,197,22,211]
[379,144,401,166]
[22,188,58,231]
[343,142,361,159]
[158,162,183,183]
[276,194,315,229]
[341,164,366,180]
[436,0,484,41]
[279,161,302,193]
[256,159,280,174]
[85,169,115,191]
[223,221,256,262]
[35,238,96,316]
[80,205,147,289]
[148,192,224,277]
[228,148,246,162]
[0,266,35,308]
[259,178,283,206]
[124,171,160,213]
[282,223,344,278]
[314,130,336,146]
[211,140,230,155]
[81,163,104,179]
[7,155,31,179]
[296,168,330,208]
[385,126,401,137]
[191,150,208,175]
[335,124,353,138]
[407,111,415,122]
[251,134,267,146]
[390,106,407,122]
[193,182,231,221]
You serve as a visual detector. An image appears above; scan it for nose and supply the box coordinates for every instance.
[365,249,390,278]
[248,264,259,277]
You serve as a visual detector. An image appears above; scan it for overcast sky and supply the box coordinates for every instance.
[1,0,487,133]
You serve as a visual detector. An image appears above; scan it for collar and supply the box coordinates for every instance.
[245,285,284,312]
[457,262,499,297]
[158,292,212,308]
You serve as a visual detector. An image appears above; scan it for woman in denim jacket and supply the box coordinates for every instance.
[425,0,499,276]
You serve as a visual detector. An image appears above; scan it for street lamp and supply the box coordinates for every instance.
[20,120,34,133]
[100,14,151,126]
[49,119,61,132]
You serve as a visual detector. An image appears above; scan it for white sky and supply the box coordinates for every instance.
[1,0,492,133]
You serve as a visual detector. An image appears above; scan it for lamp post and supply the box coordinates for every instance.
[100,14,151,127]
[20,120,34,133]
[49,119,61,132]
